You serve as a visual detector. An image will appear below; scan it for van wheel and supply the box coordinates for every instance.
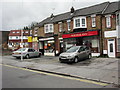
[26,54,30,59]
[74,57,78,63]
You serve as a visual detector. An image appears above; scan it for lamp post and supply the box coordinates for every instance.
[21,29,23,61]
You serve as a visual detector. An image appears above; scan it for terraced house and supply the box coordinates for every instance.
[33,1,120,57]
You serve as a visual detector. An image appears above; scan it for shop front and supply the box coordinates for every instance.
[62,30,100,56]
[39,37,55,56]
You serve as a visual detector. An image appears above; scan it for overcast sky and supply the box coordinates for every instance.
[0,0,118,31]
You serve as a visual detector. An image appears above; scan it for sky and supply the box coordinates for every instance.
[0,0,118,31]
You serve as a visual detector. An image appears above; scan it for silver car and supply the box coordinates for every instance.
[12,48,42,59]
[59,46,91,63]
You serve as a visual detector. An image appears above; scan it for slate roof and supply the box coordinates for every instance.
[37,1,119,27]
[103,1,120,14]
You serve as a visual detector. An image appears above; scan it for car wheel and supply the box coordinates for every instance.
[74,57,78,63]
[88,54,91,59]
[38,53,41,57]
[26,54,30,59]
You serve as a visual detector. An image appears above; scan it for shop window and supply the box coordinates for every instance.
[106,16,111,28]
[110,43,113,52]
[92,17,96,27]
[44,41,54,53]
[92,40,98,47]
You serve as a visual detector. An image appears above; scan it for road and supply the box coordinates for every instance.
[2,64,107,88]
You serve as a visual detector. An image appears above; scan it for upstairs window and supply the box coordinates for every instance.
[67,20,71,31]
[34,28,38,36]
[75,19,80,27]
[16,31,20,33]
[74,17,86,29]
[106,15,111,28]
[117,14,119,25]
[58,22,63,32]
[82,18,85,27]
[12,32,15,33]
[44,24,54,33]
[92,17,96,27]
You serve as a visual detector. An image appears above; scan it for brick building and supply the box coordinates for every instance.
[8,30,31,50]
[33,1,120,57]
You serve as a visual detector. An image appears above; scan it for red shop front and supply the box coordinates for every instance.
[62,30,100,57]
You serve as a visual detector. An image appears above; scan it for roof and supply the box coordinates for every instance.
[37,1,119,27]
[74,2,109,16]
[103,1,120,14]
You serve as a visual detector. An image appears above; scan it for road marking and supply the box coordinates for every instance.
[0,64,108,86]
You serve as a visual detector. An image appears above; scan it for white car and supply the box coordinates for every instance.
[12,48,42,59]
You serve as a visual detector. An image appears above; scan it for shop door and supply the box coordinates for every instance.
[108,39,115,57]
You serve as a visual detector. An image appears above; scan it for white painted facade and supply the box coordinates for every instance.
[104,30,117,38]
[9,36,28,40]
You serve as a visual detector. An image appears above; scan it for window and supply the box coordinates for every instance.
[67,20,71,31]
[110,43,113,52]
[16,32,20,33]
[92,17,96,27]
[74,17,86,29]
[50,25,53,32]
[82,18,85,27]
[34,28,38,36]
[75,19,80,27]
[117,38,120,52]
[25,31,28,33]
[16,36,19,39]
[44,24,53,33]
[117,14,119,25]
[106,16,111,28]
[59,22,63,32]
[12,32,15,33]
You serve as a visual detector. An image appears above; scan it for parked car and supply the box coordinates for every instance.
[12,48,42,59]
[59,46,91,63]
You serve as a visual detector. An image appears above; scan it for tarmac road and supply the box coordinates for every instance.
[2,64,107,88]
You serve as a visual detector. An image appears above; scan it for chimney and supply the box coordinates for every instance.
[70,7,75,13]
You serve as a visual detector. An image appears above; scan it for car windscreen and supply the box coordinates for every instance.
[17,48,26,51]
[66,46,80,53]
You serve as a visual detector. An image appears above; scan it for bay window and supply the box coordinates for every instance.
[73,17,87,29]
[44,24,54,33]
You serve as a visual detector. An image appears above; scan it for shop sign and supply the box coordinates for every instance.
[32,37,38,42]
[28,36,32,42]
[62,31,98,38]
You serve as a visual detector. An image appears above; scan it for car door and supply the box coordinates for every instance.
[32,49,38,57]
[28,49,34,57]
[78,47,85,60]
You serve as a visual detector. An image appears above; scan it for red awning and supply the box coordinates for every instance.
[62,30,98,39]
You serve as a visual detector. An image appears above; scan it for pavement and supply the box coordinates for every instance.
[1,55,120,86]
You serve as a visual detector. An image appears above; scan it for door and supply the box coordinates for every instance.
[108,39,115,57]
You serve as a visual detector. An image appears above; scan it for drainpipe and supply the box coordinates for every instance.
[100,2,110,56]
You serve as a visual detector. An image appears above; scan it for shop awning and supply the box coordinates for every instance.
[62,30,98,39]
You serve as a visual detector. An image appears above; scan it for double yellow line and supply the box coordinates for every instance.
[0,64,108,86]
